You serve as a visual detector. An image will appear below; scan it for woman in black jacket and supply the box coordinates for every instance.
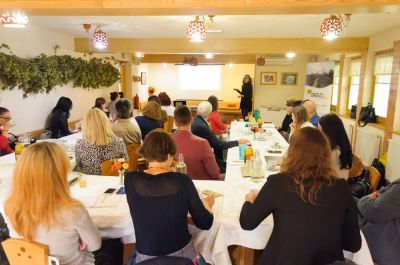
[45,96,74,139]
[234,74,253,120]
[240,127,361,265]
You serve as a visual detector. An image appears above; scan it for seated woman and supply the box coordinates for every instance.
[108,92,119,120]
[75,108,128,175]
[148,95,167,127]
[289,105,313,139]
[0,107,13,156]
[4,142,101,265]
[357,180,400,265]
[240,127,361,265]
[318,113,352,180]
[207,95,226,135]
[135,101,163,140]
[125,131,214,264]
[158,92,175,117]
[278,97,297,134]
[93,97,109,115]
[45,97,75,139]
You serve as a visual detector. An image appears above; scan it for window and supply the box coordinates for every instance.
[347,59,361,110]
[372,54,393,118]
[331,63,340,107]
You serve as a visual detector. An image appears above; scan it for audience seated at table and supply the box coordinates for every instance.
[148,95,168,127]
[0,212,9,265]
[93,97,109,116]
[4,142,101,265]
[240,127,361,265]
[111,99,141,145]
[75,108,128,175]
[45,96,75,139]
[159,92,175,117]
[207,95,227,135]
[357,179,400,265]
[318,113,352,180]
[0,107,13,156]
[108,91,119,120]
[277,97,297,134]
[289,105,313,139]
[191,101,247,173]
[135,101,163,140]
[173,105,222,180]
[124,131,214,264]
[303,100,320,127]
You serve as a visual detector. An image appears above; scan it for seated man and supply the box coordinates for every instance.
[173,105,222,180]
[303,100,320,127]
[357,179,400,265]
[191,101,247,173]
[111,99,142,145]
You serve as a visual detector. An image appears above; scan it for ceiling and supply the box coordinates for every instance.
[29,13,400,39]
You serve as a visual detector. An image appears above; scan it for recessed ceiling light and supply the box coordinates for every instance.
[1,14,29,28]
[285,52,296,58]
[205,53,214,59]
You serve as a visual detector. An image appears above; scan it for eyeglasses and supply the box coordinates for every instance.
[0,116,11,121]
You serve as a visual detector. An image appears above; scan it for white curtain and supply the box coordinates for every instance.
[350,59,361,76]
[374,54,393,75]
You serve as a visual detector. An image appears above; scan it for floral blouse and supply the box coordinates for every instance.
[74,135,128,175]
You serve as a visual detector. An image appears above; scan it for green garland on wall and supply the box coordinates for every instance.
[0,43,120,98]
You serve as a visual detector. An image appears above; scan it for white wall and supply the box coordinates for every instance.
[0,26,117,134]
[135,63,254,103]
[254,54,310,108]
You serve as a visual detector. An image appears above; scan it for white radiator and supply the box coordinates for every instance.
[345,124,354,145]
[355,128,382,165]
[387,139,400,182]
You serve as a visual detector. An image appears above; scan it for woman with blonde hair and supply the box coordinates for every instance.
[75,108,128,175]
[4,142,101,265]
[135,101,162,140]
[240,127,361,265]
[289,105,313,139]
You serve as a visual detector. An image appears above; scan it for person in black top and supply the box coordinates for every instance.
[125,130,214,264]
[240,127,361,265]
[45,96,74,139]
[191,101,247,173]
[234,74,253,120]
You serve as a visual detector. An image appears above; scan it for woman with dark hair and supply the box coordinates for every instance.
[234,75,253,120]
[240,127,361,265]
[318,113,352,180]
[0,107,13,156]
[158,92,175,117]
[207,95,226,135]
[108,92,119,119]
[93,97,109,114]
[45,97,74,139]
[125,130,214,264]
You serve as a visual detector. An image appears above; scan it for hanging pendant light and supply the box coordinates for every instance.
[186,16,207,42]
[92,25,108,49]
[320,15,344,40]
[1,14,29,28]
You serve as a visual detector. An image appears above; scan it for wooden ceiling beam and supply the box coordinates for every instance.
[1,0,400,16]
[74,37,369,54]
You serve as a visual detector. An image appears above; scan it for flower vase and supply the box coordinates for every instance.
[119,170,125,186]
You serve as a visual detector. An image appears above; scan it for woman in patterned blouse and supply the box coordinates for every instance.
[75,108,128,175]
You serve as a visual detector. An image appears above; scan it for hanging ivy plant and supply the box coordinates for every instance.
[0,43,120,98]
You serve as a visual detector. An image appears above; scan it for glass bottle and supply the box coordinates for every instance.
[244,143,254,163]
[176,153,187,174]
[252,149,263,178]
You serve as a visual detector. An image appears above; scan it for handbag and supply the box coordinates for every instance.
[347,169,372,198]
[350,105,357,119]
[358,103,377,127]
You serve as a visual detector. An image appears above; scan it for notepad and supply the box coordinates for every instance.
[201,190,223,198]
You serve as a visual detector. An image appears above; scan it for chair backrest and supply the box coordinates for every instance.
[126,143,141,172]
[1,238,59,265]
[348,155,365,178]
[368,166,381,192]
[100,159,119,176]
[136,256,193,265]
[163,116,174,133]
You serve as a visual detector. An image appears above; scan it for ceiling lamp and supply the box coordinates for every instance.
[320,14,351,41]
[1,14,29,28]
[285,52,296,58]
[205,52,214,59]
[186,16,207,42]
[92,26,108,49]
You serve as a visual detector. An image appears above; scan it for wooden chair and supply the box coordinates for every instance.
[126,143,141,172]
[1,238,59,265]
[163,116,174,133]
[368,166,381,192]
[100,159,119,176]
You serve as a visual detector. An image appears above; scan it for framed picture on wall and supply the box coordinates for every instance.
[260,72,277,85]
[141,72,147,85]
[281,72,298,86]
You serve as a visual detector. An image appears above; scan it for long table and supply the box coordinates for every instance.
[0,125,373,265]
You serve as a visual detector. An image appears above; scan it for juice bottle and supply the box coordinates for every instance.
[244,143,254,163]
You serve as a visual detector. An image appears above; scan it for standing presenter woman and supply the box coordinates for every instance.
[234,75,253,120]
